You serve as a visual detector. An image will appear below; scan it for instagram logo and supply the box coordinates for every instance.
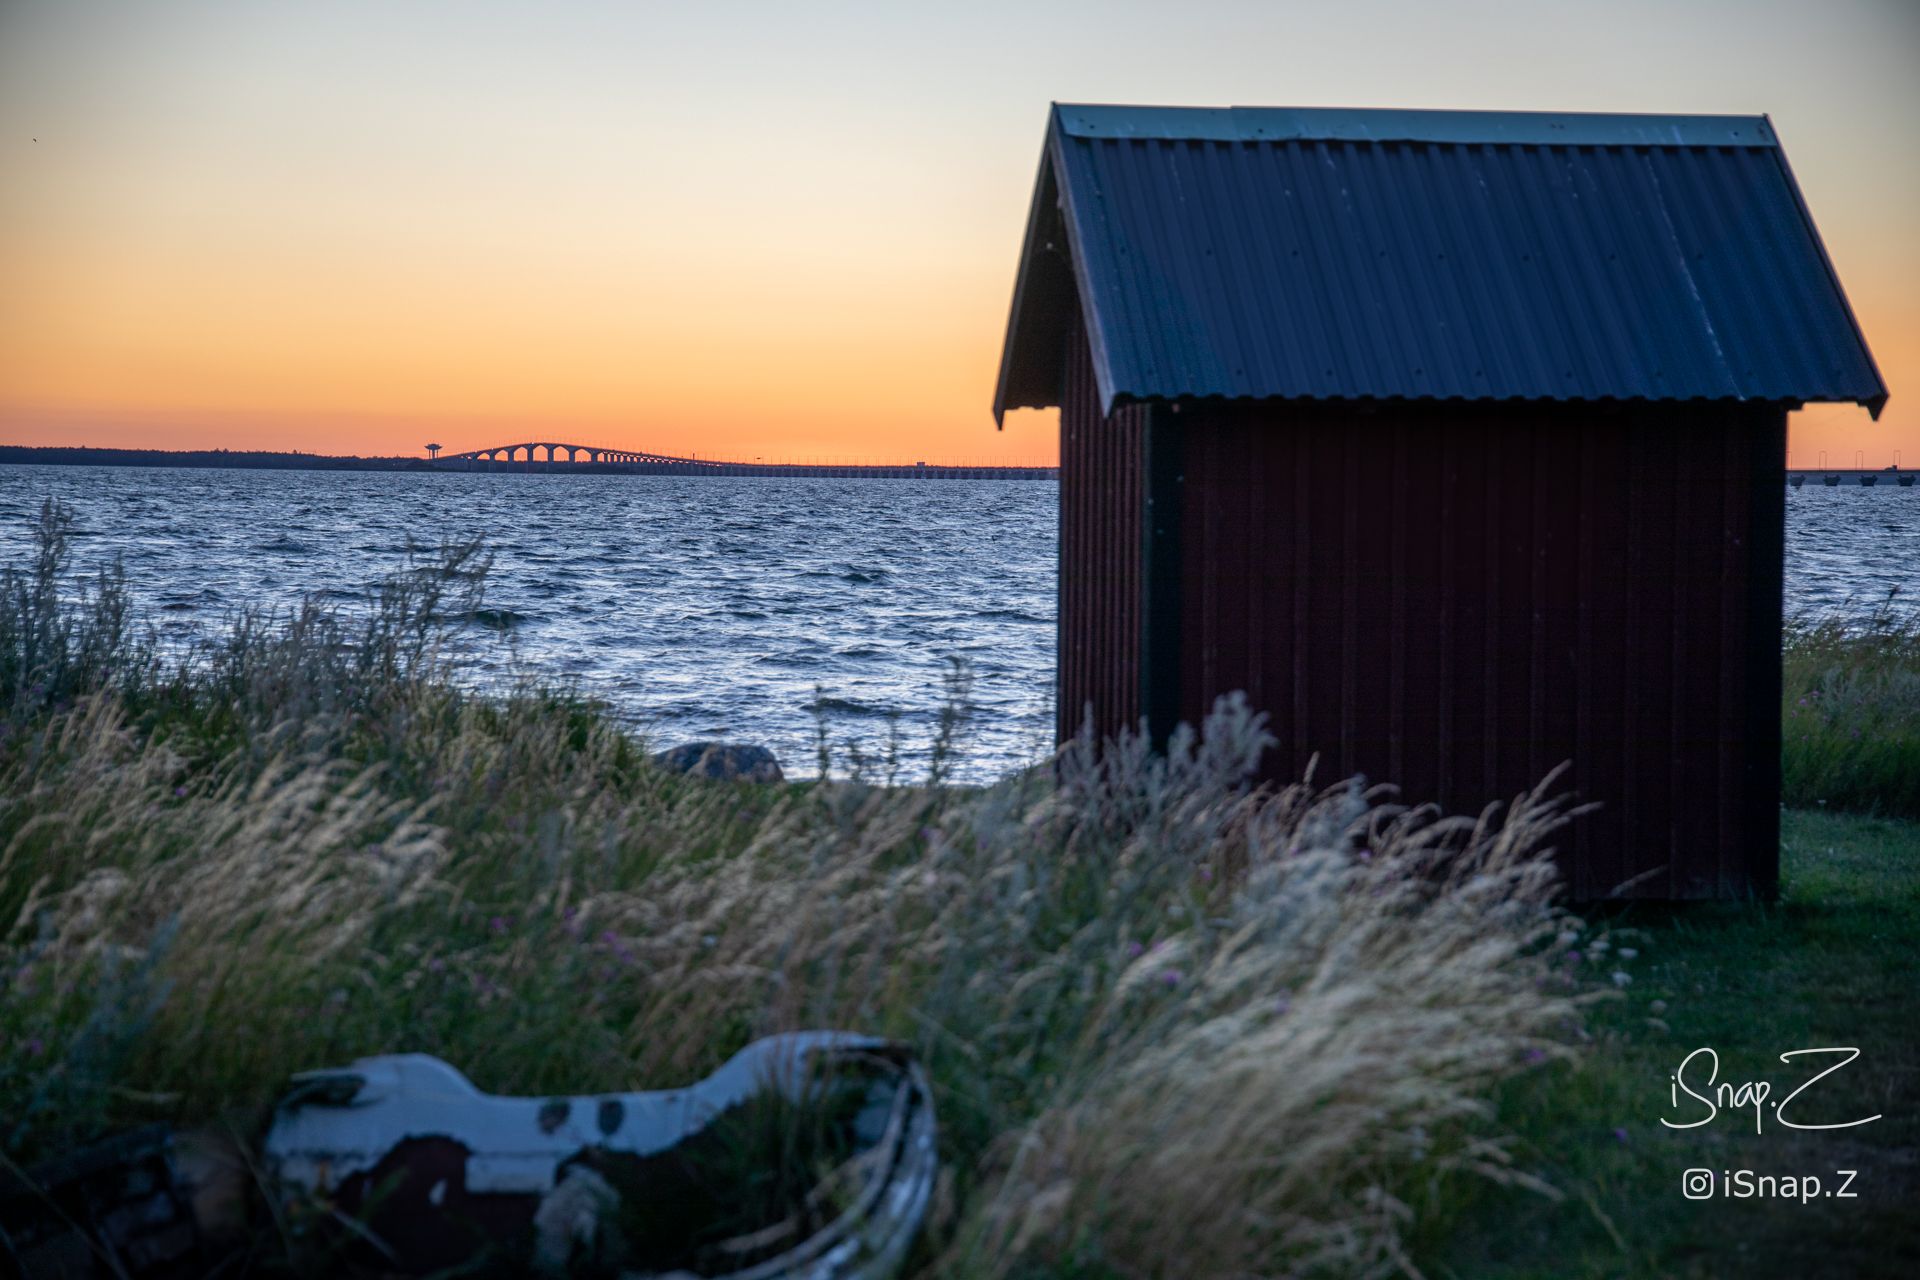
[1682,1168,1715,1200]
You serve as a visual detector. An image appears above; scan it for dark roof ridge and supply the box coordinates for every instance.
[1053,103,1777,149]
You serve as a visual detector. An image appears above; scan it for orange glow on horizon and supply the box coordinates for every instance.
[2,1,1914,471]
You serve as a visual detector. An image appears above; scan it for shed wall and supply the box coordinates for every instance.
[1057,313,1146,742]
[1167,401,1784,899]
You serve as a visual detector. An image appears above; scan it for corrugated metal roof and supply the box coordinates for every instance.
[995,104,1887,422]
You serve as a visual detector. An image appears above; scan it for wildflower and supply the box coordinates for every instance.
[1273,990,1293,1016]
[1160,969,1183,988]
[489,916,509,934]
[1565,949,1581,964]
[1357,847,1374,862]
[24,1036,44,1057]
[1611,970,1632,987]
[1125,940,1145,958]
[173,785,187,798]
[427,956,445,973]
[1613,1127,1629,1144]
[1524,1047,1548,1064]
[1198,865,1214,882]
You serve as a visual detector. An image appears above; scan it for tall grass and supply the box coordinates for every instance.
[0,499,148,715]
[0,499,1595,1278]
[1782,598,1920,818]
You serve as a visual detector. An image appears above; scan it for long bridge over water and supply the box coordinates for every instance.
[432,442,1055,480]
[1786,469,1916,488]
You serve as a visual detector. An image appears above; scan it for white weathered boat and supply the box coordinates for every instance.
[261,1032,938,1278]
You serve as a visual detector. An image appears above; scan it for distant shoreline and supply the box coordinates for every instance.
[1,445,429,472]
[0,445,1058,480]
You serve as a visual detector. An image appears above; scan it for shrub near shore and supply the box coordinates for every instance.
[2,499,1594,1277]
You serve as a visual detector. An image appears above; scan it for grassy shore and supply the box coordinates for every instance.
[1782,604,1920,818]
[1,501,1590,1277]
[1416,809,1920,1277]
[3,499,1916,1276]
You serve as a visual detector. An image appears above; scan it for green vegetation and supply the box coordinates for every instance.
[1418,597,1920,1275]
[1417,810,1920,1278]
[3,498,1914,1277]
[1,501,1588,1277]
[1782,601,1920,818]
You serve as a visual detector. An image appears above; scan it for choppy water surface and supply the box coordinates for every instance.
[0,467,1057,781]
[1784,483,1920,618]
[0,466,1914,780]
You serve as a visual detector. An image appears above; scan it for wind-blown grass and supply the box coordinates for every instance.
[1782,599,1920,818]
[0,499,1595,1278]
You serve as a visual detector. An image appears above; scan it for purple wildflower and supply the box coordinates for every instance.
[1160,969,1183,988]
[489,916,509,935]
[1125,940,1145,959]
[173,785,188,798]
[25,1036,44,1057]
[1612,1126,1629,1144]
[1525,1047,1548,1064]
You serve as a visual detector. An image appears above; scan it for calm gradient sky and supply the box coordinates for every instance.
[2,0,1915,466]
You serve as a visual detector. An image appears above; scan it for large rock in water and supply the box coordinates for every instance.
[651,742,784,783]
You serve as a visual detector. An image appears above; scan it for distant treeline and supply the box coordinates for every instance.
[1,445,429,472]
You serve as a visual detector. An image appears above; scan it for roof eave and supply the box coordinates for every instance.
[993,123,1070,427]
[1762,113,1890,420]
[993,106,1125,425]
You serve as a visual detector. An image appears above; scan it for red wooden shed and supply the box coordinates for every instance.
[994,104,1886,899]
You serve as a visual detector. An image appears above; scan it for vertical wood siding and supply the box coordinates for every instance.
[1166,400,1783,900]
[1056,312,1145,743]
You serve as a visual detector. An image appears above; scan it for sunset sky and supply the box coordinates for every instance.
[1,0,1915,467]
